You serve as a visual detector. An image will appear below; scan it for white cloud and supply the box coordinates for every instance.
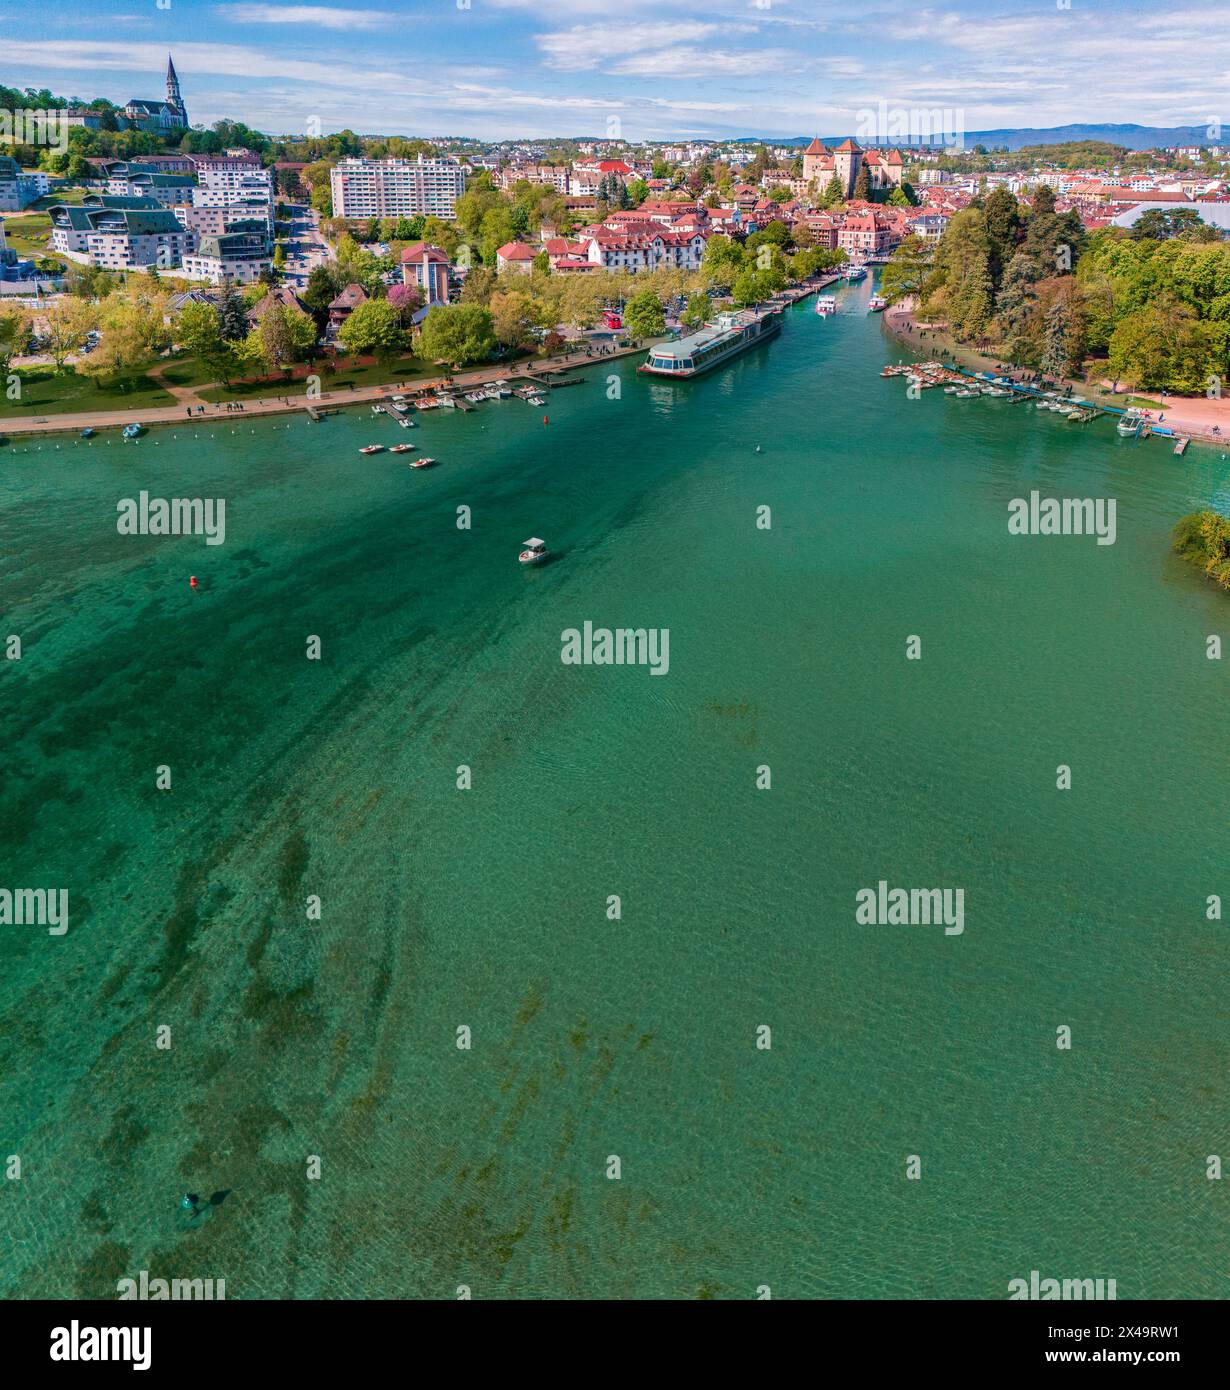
[215,4,394,30]
[537,21,755,71]
[612,47,792,79]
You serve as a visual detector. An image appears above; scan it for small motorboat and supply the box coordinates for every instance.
[359,444,385,455]
[80,427,95,438]
[372,404,386,415]
[390,443,416,454]
[398,416,415,429]
[410,456,437,468]
[519,537,548,565]
[527,395,546,407]
[122,423,144,440]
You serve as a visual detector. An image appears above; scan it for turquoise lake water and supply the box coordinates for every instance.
[2,279,1228,1298]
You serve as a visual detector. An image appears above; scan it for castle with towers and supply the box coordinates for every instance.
[122,56,189,132]
[802,137,905,197]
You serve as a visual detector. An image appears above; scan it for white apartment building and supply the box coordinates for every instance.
[180,231,270,285]
[196,164,273,198]
[0,158,49,211]
[329,156,466,220]
[192,176,274,210]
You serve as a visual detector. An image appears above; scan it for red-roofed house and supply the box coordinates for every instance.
[496,241,537,275]
[400,242,451,304]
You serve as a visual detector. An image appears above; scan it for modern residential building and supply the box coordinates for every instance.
[329,156,466,220]
[51,203,192,271]
[190,153,263,181]
[183,193,273,232]
[400,243,451,303]
[173,205,271,241]
[105,165,198,205]
[191,174,274,210]
[0,157,50,211]
[180,231,271,285]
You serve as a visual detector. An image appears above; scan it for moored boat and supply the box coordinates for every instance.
[390,443,416,453]
[410,455,437,468]
[359,444,385,455]
[639,307,784,380]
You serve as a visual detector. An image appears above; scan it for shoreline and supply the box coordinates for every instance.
[0,341,649,441]
[0,275,846,443]
[881,300,1230,452]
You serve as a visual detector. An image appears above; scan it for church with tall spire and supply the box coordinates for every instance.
[123,54,188,131]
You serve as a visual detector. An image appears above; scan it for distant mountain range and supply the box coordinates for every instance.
[741,124,1221,153]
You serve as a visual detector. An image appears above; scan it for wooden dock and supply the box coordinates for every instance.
[522,371,583,389]
[1174,437,1190,455]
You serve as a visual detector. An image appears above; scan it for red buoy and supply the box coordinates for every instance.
[543,415,549,426]
[189,575,199,591]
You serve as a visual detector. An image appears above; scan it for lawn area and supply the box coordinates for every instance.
[194,353,436,402]
[2,214,54,258]
[29,187,90,210]
[0,366,175,416]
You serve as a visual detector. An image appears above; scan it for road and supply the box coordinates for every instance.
[279,202,332,288]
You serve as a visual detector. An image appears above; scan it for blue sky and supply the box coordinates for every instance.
[2,0,1227,141]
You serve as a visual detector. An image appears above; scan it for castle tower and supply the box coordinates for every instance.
[802,137,830,185]
[834,137,863,198]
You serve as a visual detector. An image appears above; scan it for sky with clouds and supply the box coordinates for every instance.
[2,0,1228,141]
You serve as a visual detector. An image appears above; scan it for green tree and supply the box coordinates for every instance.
[176,300,239,385]
[40,298,97,370]
[879,236,933,305]
[0,308,28,382]
[258,303,317,370]
[218,282,250,341]
[701,234,746,288]
[417,303,496,367]
[623,289,665,338]
[982,186,1022,290]
[337,297,407,361]
[681,292,711,330]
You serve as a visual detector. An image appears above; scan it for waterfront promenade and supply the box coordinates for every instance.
[0,340,647,440]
